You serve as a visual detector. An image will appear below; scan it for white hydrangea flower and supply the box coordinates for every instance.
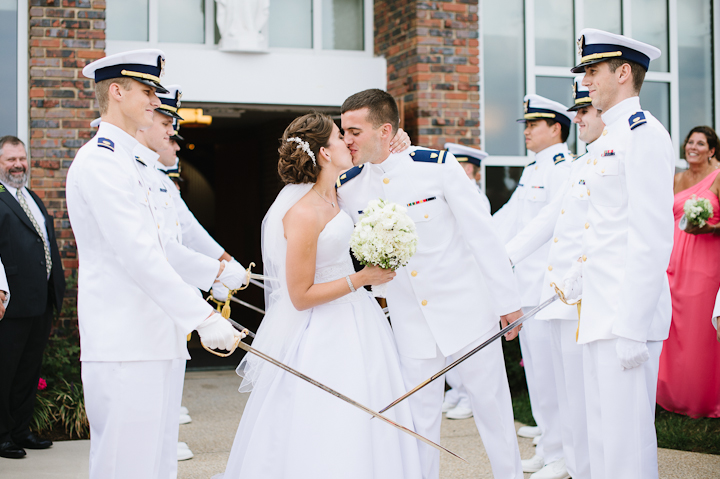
[683,194,714,228]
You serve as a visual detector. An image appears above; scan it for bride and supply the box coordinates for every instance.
[216,113,422,478]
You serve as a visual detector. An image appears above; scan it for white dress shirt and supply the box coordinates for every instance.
[0,180,49,246]
[0,256,9,311]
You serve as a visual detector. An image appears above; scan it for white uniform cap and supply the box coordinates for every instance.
[519,94,576,126]
[572,28,661,73]
[82,49,168,94]
[156,85,183,120]
[569,75,592,111]
[90,117,101,128]
[444,143,488,167]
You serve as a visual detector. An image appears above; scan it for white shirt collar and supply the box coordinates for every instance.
[132,143,161,168]
[0,180,26,199]
[601,96,642,127]
[96,121,140,156]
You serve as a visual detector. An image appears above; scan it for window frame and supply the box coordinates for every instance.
[16,0,28,143]
[479,0,709,192]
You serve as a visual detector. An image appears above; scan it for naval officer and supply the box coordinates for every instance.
[66,50,242,479]
[504,76,605,479]
[493,94,574,474]
[561,29,674,479]
[337,89,524,479]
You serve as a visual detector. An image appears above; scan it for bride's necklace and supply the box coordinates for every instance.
[312,187,336,208]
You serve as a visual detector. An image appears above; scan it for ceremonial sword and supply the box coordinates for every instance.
[378,293,562,414]
[201,320,466,463]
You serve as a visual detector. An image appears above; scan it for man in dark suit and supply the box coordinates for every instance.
[0,136,65,459]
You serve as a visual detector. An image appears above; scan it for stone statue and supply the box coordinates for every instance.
[215,0,270,52]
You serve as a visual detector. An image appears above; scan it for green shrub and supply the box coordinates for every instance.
[32,380,89,439]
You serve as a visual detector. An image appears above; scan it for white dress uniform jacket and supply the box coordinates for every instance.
[66,122,214,362]
[506,144,599,321]
[166,158,224,260]
[0,256,8,311]
[337,148,521,359]
[132,144,219,292]
[576,97,674,344]
[493,143,572,307]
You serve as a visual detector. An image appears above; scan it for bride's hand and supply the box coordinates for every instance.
[389,128,411,153]
[358,265,396,286]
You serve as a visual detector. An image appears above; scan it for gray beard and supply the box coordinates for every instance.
[0,169,27,189]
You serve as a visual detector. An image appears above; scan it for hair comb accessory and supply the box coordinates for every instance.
[287,137,316,166]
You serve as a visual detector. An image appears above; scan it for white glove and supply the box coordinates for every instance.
[615,337,649,370]
[196,313,245,351]
[212,259,247,301]
[560,259,583,301]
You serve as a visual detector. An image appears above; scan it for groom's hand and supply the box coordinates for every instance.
[500,309,523,341]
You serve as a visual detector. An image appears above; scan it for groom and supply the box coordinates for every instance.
[337,89,524,479]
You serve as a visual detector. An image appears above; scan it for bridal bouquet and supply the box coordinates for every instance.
[680,194,714,230]
[349,199,419,297]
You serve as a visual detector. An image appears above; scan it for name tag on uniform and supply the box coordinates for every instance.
[407,197,436,207]
[160,187,167,192]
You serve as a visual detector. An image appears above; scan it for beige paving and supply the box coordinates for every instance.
[2,369,718,478]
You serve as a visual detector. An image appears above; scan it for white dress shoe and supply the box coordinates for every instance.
[445,405,473,419]
[530,458,570,479]
[517,425,541,438]
[178,442,189,450]
[177,445,193,461]
[521,454,545,473]
[533,434,542,445]
[179,414,192,425]
[441,400,457,413]
[179,406,189,415]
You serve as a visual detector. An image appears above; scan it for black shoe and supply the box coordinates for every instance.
[12,432,52,450]
[0,441,26,459]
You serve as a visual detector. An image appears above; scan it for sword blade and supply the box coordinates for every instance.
[229,296,266,315]
[229,331,466,462]
[378,294,560,414]
[248,273,278,283]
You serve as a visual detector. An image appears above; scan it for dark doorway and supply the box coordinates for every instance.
[177,104,340,369]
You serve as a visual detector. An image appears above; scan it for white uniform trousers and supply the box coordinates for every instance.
[398,324,522,479]
[582,339,662,479]
[518,308,562,464]
[160,359,187,479]
[549,319,589,479]
[443,356,471,410]
[83,360,177,479]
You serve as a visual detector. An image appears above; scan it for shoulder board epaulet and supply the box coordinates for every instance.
[629,111,646,130]
[526,160,536,167]
[553,153,566,165]
[410,149,447,164]
[134,156,147,167]
[97,137,114,152]
[336,164,365,188]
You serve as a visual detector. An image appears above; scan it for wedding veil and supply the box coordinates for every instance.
[235,182,314,392]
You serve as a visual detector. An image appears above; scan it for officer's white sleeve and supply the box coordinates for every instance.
[505,181,568,265]
[712,288,720,328]
[165,239,220,292]
[173,192,225,259]
[75,154,214,334]
[611,126,675,342]
[443,154,521,315]
[0,256,9,310]
[492,189,519,243]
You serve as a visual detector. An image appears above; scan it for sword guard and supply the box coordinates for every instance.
[550,282,581,306]
[200,335,240,358]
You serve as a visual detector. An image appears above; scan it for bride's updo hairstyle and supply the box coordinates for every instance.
[278,112,335,184]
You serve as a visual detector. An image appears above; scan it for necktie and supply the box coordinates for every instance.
[17,190,52,276]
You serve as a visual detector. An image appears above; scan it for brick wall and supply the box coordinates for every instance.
[28,0,106,320]
[374,0,480,150]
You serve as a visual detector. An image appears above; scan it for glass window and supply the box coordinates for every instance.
[534,0,574,67]
[486,166,524,214]
[536,76,576,154]
[583,0,621,34]
[640,81,671,132]
[0,0,17,135]
[678,0,714,145]
[483,0,525,156]
[269,0,313,48]
[632,0,669,72]
[322,0,363,51]
[158,0,205,43]
[106,0,149,41]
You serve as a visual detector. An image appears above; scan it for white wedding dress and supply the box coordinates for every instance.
[216,209,422,479]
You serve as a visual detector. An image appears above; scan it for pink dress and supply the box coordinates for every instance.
[658,168,720,418]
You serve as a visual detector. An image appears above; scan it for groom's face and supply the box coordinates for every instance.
[341,107,384,166]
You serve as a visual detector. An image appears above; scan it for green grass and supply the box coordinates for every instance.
[511,393,720,455]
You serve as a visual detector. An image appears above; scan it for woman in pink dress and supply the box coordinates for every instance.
[658,126,720,418]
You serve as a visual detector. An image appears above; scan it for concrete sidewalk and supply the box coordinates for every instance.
[2,370,718,478]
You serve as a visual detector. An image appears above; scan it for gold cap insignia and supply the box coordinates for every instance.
[572,81,578,99]
[159,56,165,77]
[523,100,529,113]
[576,35,584,58]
